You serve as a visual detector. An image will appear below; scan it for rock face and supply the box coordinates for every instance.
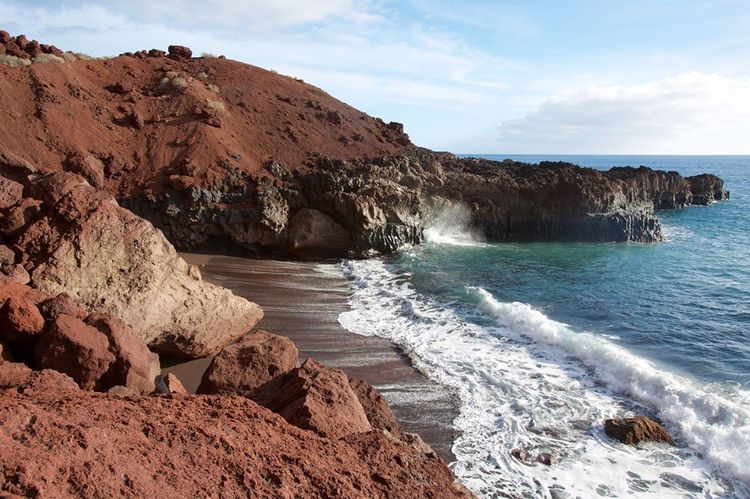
[197,330,298,401]
[349,376,408,441]
[604,416,675,446]
[126,151,729,257]
[7,171,263,358]
[287,208,351,257]
[0,388,470,498]
[267,359,372,439]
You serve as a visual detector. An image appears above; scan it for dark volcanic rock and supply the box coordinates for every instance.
[197,330,299,401]
[124,151,728,257]
[168,45,192,59]
[604,416,675,446]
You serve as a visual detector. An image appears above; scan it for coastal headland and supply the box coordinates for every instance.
[0,32,726,497]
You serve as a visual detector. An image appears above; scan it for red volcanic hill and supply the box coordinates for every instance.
[0,32,412,197]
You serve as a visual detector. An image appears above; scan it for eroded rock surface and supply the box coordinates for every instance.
[0,388,471,498]
[197,330,298,401]
[6,171,262,357]
[266,359,372,439]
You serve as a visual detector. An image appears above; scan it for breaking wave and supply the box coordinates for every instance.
[339,258,750,498]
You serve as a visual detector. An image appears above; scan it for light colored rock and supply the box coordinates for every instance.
[163,372,187,395]
[16,172,263,358]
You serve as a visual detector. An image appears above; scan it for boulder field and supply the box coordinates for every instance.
[0,32,728,258]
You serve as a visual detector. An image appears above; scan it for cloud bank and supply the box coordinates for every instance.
[496,72,750,154]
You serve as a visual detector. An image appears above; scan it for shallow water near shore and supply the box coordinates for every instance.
[339,156,750,498]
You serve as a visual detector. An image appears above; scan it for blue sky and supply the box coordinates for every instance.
[2,0,750,153]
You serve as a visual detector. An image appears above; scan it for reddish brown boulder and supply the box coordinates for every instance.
[604,417,674,446]
[197,330,298,401]
[349,377,408,441]
[34,315,115,390]
[0,295,45,349]
[267,359,372,439]
[0,175,23,208]
[0,390,470,498]
[20,369,81,394]
[0,30,10,44]
[1,264,30,284]
[86,313,160,394]
[0,281,47,305]
[39,292,86,321]
[14,35,29,50]
[168,45,192,59]
[0,361,30,387]
[163,372,187,395]
[0,198,43,238]
[63,153,106,189]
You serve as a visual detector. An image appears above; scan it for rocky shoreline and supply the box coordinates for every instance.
[0,33,719,497]
[123,150,729,258]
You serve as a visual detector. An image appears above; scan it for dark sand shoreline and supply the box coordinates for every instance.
[164,253,460,463]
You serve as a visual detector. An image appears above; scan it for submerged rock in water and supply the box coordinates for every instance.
[604,416,675,446]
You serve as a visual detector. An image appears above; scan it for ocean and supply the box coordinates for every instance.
[338,155,750,498]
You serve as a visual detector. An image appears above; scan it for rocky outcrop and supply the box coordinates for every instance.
[4,171,262,357]
[0,387,470,498]
[349,376,408,441]
[197,330,299,401]
[604,416,675,446]
[124,151,728,257]
[266,359,372,439]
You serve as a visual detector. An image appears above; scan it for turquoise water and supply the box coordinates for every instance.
[339,155,750,498]
[423,155,750,386]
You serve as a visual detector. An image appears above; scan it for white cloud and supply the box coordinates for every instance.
[495,72,750,154]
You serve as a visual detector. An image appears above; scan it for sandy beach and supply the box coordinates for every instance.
[165,253,459,462]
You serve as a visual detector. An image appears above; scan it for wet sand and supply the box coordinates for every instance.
[164,253,459,463]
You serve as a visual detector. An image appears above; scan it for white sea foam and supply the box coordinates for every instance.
[339,258,750,498]
[423,204,486,247]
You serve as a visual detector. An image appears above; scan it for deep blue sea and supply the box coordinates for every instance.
[339,155,750,498]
